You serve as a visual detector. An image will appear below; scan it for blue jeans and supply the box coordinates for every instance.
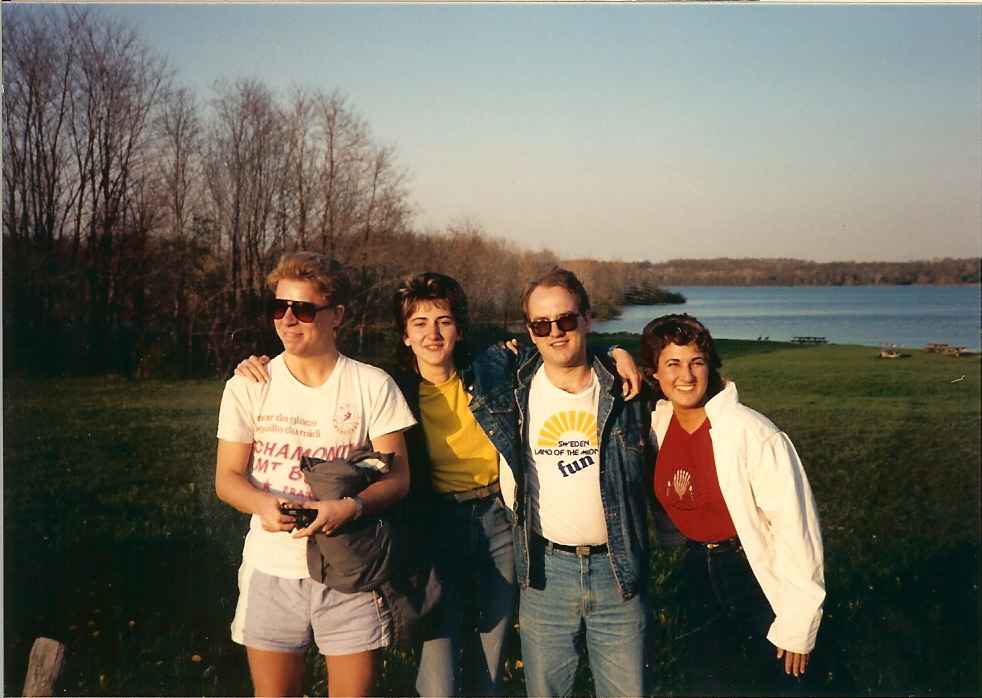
[416,495,516,697]
[680,540,811,697]
[519,541,648,697]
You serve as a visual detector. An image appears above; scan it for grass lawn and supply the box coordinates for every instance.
[3,339,980,696]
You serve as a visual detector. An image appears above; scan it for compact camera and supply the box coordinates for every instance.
[279,503,318,529]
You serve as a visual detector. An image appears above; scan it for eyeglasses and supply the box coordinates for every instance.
[527,312,580,338]
[269,298,333,323]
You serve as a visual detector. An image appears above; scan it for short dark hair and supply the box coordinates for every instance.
[392,272,471,372]
[640,313,724,400]
[266,251,351,306]
[521,267,591,320]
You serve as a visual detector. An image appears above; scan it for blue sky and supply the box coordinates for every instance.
[15,4,982,263]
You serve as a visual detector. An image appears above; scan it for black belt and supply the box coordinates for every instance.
[535,533,608,557]
[686,536,743,554]
[437,481,500,503]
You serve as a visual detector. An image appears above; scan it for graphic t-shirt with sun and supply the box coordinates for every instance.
[525,366,608,546]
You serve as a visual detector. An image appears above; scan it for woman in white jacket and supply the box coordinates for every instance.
[640,314,825,696]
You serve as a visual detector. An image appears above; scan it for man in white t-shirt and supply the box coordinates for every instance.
[511,268,652,697]
[215,252,415,697]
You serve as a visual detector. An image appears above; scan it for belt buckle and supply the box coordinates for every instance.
[705,541,720,550]
[575,545,592,557]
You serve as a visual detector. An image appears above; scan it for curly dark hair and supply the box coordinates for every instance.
[640,313,725,401]
[392,272,471,373]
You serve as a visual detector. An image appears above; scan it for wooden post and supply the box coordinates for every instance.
[22,637,65,697]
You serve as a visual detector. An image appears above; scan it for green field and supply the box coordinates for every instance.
[3,339,980,696]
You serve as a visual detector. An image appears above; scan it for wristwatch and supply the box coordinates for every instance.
[344,495,365,520]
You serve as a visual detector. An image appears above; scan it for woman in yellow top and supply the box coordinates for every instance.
[392,272,515,696]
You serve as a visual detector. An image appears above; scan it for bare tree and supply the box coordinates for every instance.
[61,8,170,368]
[207,78,288,318]
[311,90,368,260]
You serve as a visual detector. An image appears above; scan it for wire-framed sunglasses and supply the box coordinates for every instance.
[269,298,334,323]
[527,312,580,338]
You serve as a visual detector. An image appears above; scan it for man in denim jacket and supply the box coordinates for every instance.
[502,268,654,697]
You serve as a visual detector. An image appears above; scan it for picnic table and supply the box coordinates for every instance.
[925,342,967,357]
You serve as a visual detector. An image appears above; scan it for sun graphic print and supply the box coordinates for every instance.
[534,410,600,479]
[537,410,599,449]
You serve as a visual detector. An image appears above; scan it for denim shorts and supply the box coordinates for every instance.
[231,563,391,655]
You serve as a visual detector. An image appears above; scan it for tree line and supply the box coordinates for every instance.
[1,9,575,378]
[630,257,981,287]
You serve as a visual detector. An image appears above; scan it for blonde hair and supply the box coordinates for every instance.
[266,252,351,305]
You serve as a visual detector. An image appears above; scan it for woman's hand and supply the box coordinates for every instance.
[776,647,809,677]
[235,354,271,383]
[291,498,359,539]
[257,495,298,533]
[610,347,642,400]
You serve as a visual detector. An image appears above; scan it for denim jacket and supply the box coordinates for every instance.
[510,351,652,600]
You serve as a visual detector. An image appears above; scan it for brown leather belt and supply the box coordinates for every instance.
[438,481,500,503]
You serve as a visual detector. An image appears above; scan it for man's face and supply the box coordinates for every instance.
[525,285,591,370]
[273,279,343,357]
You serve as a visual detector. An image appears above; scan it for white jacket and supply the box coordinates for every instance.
[651,382,825,654]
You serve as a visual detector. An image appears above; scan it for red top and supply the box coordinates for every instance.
[653,414,737,543]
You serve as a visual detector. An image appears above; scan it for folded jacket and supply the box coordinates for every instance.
[300,447,394,593]
[299,447,443,647]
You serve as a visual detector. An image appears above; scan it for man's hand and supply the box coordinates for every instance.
[235,354,271,383]
[258,495,299,533]
[291,498,359,539]
[610,347,641,400]
[776,647,809,677]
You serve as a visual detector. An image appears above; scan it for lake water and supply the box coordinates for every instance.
[591,285,982,351]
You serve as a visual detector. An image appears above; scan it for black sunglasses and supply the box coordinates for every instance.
[528,312,580,338]
[269,298,333,323]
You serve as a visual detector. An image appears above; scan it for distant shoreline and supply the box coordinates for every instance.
[614,257,981,287]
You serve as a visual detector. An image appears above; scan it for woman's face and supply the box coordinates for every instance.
[403,300,460,375]
[654,341,710,410]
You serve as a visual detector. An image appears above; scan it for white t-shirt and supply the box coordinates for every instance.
[217,353,416,578]
[525,366,608,546]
